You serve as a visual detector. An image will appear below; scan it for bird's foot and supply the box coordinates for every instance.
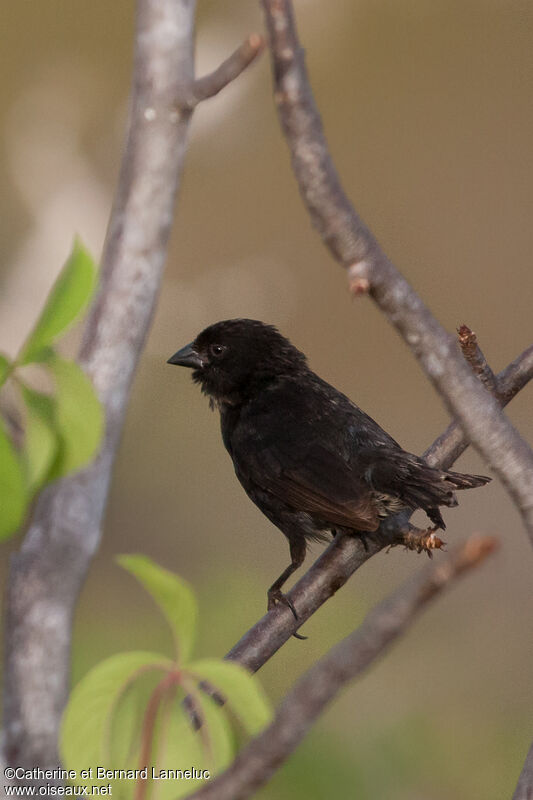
[267,589,308,640]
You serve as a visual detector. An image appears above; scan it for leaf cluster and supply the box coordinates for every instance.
[61,556,273,799]
[0,239,103,540]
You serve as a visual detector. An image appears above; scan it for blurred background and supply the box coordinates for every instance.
[1,1,533,797]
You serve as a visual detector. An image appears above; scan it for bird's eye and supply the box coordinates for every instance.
[209,344,226,358]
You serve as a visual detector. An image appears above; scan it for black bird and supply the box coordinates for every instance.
[168,319,490,614]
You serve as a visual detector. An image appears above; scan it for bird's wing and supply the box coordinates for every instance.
[243,438,380,532]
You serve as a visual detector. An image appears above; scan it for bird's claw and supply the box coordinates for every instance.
[268,588,298,618]
[267,590,308,640]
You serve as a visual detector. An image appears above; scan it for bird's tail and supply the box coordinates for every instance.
[398,462,491,531]
[399,462,491,519]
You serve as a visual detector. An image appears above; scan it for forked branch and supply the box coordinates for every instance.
[260,0,533,544]
[2,0,263,777]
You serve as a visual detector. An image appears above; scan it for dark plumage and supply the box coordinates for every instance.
[168,319,490,614]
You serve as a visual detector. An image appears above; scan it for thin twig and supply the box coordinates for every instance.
[457,324,498,394]
[226,344,532,673]
[492,343,533,404]
[178,34,265,109]
[260,0,533,544]
[398,525,445,555]
[193,536,497,800]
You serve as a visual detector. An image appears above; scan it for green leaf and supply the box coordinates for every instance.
[21,387,58,492]
[118,555,198,664]
[47,356,103,479]
[186,659,273,736]
[0,420,28,540]
[0,354,12,387]
[61,651,173,779]
[26,346,55,364]
[19,239,97,365]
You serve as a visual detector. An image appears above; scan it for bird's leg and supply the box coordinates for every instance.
[267,537,306,620]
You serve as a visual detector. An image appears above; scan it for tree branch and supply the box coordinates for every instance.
[2,0,262,776]
[226,341,533,672]
[513,742,533,800]
[193,536,497,800]
[260,0,533,544]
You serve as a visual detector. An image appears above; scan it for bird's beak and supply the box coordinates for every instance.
[167,342,203,369]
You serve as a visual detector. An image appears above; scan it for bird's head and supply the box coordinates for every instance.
[167,319,307,406]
